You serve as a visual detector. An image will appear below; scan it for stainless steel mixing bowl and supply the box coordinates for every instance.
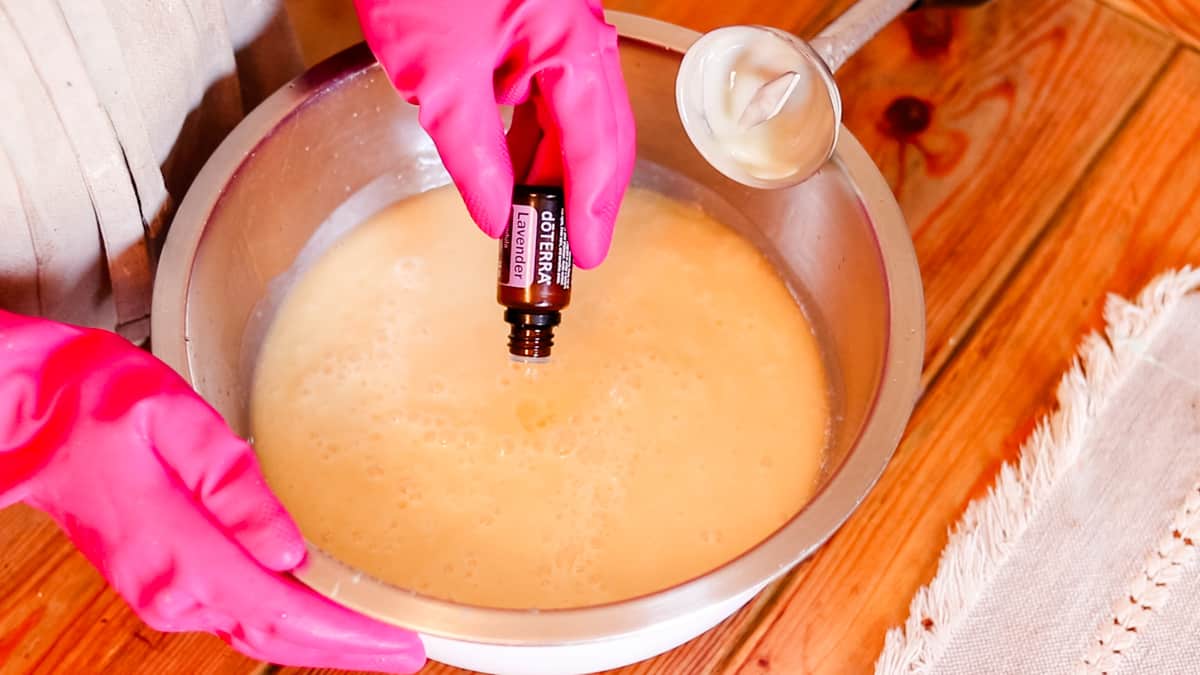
[151,12,923,675]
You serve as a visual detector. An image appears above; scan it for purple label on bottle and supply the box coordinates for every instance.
[505,204,535,288]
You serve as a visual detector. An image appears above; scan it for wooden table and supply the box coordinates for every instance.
[4,0,1200,673]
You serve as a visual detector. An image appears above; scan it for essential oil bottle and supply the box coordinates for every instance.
[497,185,572,359]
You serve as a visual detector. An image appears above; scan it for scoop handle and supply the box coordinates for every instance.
[910,0,991,6]
[808,0,913,72]
[809,0,991,72]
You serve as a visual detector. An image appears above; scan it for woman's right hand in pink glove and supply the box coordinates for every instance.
[0,310,424,673]
[354,0,636,269]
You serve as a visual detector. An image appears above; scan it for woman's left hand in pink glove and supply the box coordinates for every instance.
[354,0,636,269]
[0,310,424,674]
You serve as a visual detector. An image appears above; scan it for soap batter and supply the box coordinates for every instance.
[251,186,829,609]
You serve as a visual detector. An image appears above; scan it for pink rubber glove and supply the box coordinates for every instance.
[355,0,636,269]
[0,310,424,673]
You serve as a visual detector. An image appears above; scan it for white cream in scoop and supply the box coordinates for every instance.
[681,26,838,186]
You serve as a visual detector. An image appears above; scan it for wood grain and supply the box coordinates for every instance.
[283,0,366,66]
[1101,0,1200,47]
[604,0,856,37]
[835,0,1173,379]
[0,507,255,675]
[730,47,1200,675]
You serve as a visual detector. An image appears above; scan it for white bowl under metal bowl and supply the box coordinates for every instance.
[151,12,924,675]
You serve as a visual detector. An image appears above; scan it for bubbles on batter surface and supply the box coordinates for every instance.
[390,256,427,289]
[250,186,830,610]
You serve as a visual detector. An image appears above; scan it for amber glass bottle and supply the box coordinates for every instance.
[497,185,572,359]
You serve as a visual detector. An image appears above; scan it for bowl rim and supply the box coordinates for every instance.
[151,11,925,646]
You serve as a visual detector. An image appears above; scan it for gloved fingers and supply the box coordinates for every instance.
[352,0,425,97]
[226,622,424,675]
[146,391,306,572]
[536,55,635,269]
[598,36,638,206]
[103,510,422,673]
[494,53,535,107]
[223,566,425,671]
[419,81,514,238]
[505,100,539,182]
[493,35,562,184]
[506,96,563,186]
[19,326,304,573]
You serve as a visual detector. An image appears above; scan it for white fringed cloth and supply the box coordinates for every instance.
[878,268,1200,675]
[0,1,303,341]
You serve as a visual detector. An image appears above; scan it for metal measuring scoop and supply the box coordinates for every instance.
[675,0,918,189]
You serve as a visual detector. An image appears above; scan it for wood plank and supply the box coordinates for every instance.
[729,48,1200,675]
[282,0,366,67]
[25,581,253,674]
[1101,0,1200,47]
[836,0,1173,379]
[0,507,91,672]
[0,507,254,675]
[605,0,855,37]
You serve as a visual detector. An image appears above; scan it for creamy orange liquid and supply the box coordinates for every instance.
[251,186,829,609]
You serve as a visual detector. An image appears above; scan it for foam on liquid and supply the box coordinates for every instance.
[251,186,829,609]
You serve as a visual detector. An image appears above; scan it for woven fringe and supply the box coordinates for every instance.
[875,266,1200,675]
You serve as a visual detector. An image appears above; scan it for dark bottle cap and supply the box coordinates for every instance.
[504,309,561,359]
